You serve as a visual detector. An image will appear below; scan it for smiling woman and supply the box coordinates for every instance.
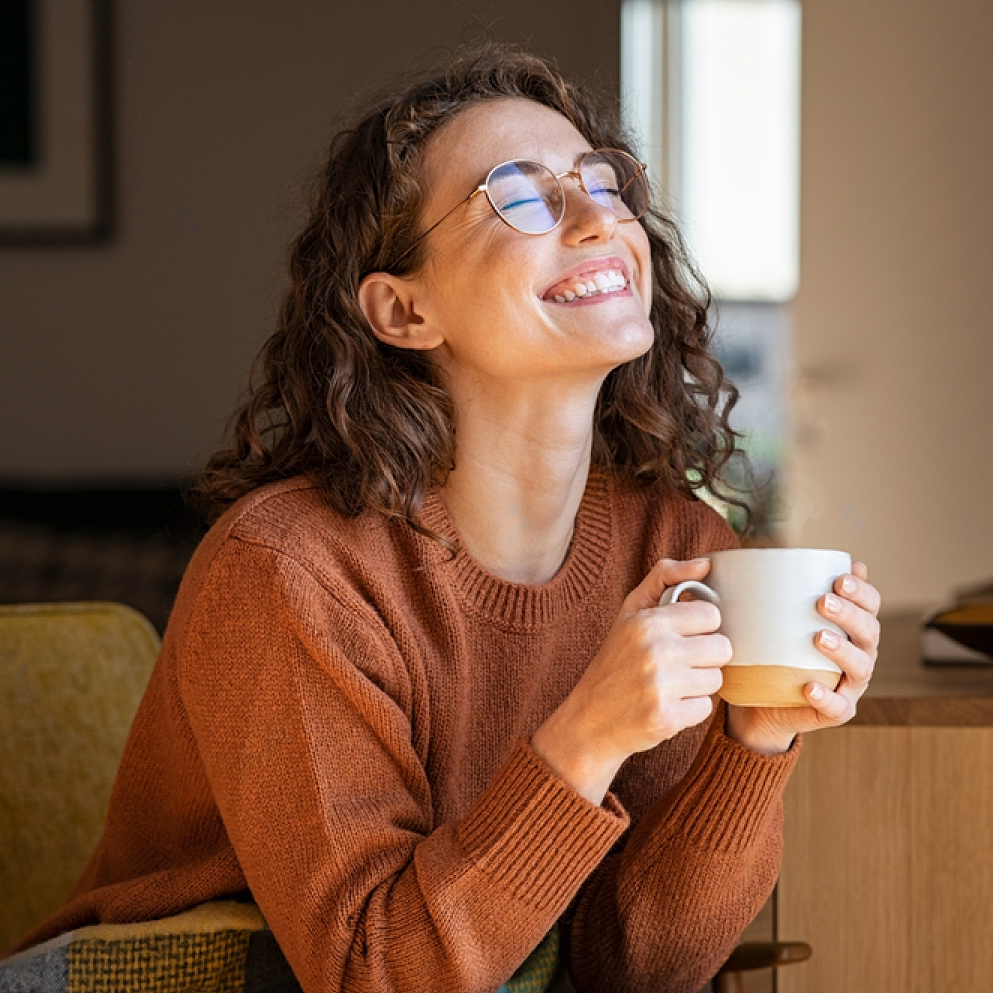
[197,48,751,553]
[2,45,819,993]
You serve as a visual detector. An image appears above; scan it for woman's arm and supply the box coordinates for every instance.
[533,502,800,993]
[177,536,628,993]
[530,556,729,805]
[564,702,799,993]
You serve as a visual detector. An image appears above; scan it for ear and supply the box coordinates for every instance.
[357,272,444,351]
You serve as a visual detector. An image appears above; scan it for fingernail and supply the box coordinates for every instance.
[692,557,709,565]
[809,683,823,700]
[841,576,857,594]
[819,629,840,649]
[824,593,841,613]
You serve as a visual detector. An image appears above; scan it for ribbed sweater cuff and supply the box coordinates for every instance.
[662,709,802,854]
[457,741,629,913]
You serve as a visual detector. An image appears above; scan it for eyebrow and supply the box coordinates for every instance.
[473,149,595,184]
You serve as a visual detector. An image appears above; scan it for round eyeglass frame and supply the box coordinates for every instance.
[390,148,650,268]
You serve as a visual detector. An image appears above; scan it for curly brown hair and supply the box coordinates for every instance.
[197,43,753,536]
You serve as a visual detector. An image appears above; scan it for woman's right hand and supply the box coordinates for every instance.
[530,557,731,805]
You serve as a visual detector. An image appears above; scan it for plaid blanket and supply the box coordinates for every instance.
[0,902,566,993]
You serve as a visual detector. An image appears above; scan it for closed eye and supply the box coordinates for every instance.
[499,196,547,210]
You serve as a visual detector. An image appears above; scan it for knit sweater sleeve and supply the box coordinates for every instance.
[564,500,802,993]
[565,702,800,993]
[175,535,628,993]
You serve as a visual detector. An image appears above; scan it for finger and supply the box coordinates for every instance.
[804,678,855,723]
[676,664,725,699]
[814,629,875,685]
[681,631,733,668]
[658,556,712,588]
[625,558,711,614]
[833,572,882,616]
[819,592,881,653]
[852,561,869,581]
[676,693,716,728]
[652,600,723,637]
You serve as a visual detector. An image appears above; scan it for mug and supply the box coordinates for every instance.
[658,548,852,707]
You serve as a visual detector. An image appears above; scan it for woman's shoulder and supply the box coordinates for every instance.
[162,479,420,673]
[201,476,394,564]
[174,478,410,619]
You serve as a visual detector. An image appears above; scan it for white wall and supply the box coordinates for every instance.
[785,0,993,609]
[0,1,620,482]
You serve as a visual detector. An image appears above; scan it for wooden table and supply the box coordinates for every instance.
[778,611,993,992]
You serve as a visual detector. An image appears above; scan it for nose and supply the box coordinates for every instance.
[558,177,619,245]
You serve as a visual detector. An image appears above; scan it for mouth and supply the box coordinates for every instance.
[541,257,633,305]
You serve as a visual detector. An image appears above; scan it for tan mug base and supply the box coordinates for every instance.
[718,665,842,708]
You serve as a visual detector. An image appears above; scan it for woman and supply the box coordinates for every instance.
[13,46,881,993]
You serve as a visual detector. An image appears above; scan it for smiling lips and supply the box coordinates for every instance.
[542,266,630,304]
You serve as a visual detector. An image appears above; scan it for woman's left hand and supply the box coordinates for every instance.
[724,561,882,755]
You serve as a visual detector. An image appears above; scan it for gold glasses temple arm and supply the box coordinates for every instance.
[390,185,487,268]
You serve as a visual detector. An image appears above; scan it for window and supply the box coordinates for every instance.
[622,0,801,534]
[621,0,801,301]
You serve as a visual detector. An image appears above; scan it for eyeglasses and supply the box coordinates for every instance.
[392,148,650,267]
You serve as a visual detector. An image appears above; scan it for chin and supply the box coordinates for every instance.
[603,318,656,363]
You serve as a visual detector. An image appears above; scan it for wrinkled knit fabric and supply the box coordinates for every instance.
[16,470,801,993]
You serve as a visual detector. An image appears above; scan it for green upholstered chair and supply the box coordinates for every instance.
[0,602,160,955]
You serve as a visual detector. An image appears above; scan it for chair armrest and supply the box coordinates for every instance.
[713,941,812,993]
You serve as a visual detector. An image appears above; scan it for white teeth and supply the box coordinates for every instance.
[546,270,627,302]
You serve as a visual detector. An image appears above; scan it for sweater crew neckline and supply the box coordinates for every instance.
[417,470,614,629]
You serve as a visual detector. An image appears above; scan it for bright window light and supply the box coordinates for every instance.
[620,0,666,182]
[622,0,801,302]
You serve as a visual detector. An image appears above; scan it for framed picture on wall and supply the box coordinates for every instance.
[0,0,112,243]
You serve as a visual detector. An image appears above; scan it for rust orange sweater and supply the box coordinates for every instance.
[18,470,801,993]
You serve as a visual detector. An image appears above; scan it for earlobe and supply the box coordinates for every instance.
[357,273,443,351]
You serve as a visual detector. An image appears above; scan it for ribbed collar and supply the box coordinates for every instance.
[416,470,614,630]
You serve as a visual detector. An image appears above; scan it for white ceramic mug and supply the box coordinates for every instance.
[658,548,852,707]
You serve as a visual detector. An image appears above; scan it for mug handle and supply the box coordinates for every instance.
[658,580,721,608]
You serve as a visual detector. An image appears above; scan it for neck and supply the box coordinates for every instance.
[438,378,601,585]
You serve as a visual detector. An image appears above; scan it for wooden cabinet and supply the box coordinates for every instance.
[777,613,993,992]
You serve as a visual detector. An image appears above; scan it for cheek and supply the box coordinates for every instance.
[424,259,539,364]
[434,236,539,322]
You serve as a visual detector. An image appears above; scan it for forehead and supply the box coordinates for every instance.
[421,98,592,198]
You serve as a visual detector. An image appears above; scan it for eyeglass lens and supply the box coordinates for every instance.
[580,150,649,220]
[485,160,565,234]
[484,150,648,235]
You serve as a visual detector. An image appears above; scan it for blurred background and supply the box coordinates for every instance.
[1,0,991,631]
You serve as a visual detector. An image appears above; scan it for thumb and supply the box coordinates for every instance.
[623,557,712,614]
